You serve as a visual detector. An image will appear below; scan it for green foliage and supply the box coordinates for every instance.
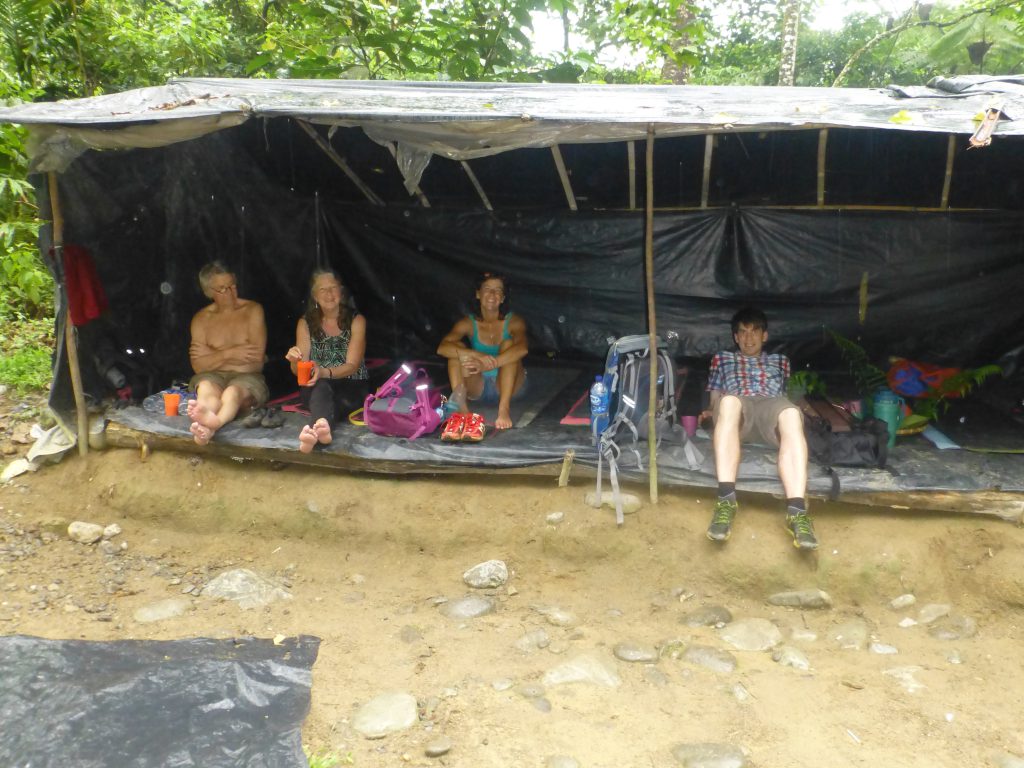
[827,330,889,397]
[787,369,827,398]
[0,288,53,395]
[303,746,353,767]
[911,364,1002,421]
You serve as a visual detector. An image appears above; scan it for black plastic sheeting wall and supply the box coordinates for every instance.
[0,634,320,768]
[40,122,1024,412]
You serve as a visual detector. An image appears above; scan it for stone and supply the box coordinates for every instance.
[200,568,291,610]
[883,666,925,694]
[767,589,832,609]
[532,604,576,627]
[788,627,818,643]
[133,598,189,623]
[546,511,565,525]
[917,603,951,625]
[613,642,659,663]
[869,642,899,655]
[682,604,733,627]
[771,645,810,670]
[424,736,452,757]
[995,753,1024,768]
[516,683,545,699]
[683,644,737,674]
[438,595,495,620]
[584,491,641,515]
[463,560,508,589]
[515,628,551,652]
[831,619,869,651]
[644,666,670,687]
[491,678,514,691]
[671,742,747,768]
[543,654,622,688]
[102,523,122,540]
[352,692,418,739]
[889,593,916,610]
[928,614,977,641]
[719,618,782,651]
[67,521,104,545]
[546,757,580,768]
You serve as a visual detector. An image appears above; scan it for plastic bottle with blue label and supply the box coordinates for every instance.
[590,375,610,443]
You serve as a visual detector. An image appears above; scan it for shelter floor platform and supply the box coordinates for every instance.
[105,404,1024,522]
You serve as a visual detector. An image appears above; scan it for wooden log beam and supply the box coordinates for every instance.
[460,160,493,211]
[295,120,384,206]
[550,145,577,211]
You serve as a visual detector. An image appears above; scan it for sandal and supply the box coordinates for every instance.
[242,408,267,428]
[462,412,486,442]
[441,412,466,442]
[261,408,285,428]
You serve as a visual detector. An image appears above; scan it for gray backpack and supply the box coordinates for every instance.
[595,335,692,525]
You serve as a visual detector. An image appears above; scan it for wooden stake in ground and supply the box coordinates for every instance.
[645,124,658,504]
[47,171,89,457]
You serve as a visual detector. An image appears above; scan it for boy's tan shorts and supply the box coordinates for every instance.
[713,395,800,447]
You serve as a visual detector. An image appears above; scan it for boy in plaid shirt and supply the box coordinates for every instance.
[702,307,817,550]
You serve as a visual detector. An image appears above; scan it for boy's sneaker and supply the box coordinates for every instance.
[786,512,819,550]
[706,498,738,542]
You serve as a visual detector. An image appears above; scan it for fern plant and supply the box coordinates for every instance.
[912,365,1002,421]
[827,329,888,397]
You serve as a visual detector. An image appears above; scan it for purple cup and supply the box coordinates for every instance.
[681,415,698,437]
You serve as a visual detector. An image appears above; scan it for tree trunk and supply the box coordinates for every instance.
[660,4,695,84]
[778,0,801,86]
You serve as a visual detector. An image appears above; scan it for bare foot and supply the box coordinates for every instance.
[313,418,333,445]
[190,422,213,446]
[188,401,223,431]
[298,424,318,454]
[495,408,513,430]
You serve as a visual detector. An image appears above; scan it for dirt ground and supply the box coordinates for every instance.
[3,393,1024,767]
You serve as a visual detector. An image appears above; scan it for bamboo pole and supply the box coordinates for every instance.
[645,125,658,504]
[47,172,89,457]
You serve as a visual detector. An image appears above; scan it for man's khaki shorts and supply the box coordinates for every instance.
[713,395,800,447]
[189,370,269,407]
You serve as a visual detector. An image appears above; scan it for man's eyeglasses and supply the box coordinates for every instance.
[211,284,237,295]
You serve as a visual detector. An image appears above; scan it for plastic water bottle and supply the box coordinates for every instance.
[590,375,610,442]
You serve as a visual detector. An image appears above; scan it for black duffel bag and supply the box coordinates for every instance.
[804,413,889,469]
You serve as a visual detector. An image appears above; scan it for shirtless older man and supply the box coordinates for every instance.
[186,262,268,445]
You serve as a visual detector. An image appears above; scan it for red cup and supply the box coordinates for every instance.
[681,414,698,437]
[162,392,181,417]
[297,361,314,386]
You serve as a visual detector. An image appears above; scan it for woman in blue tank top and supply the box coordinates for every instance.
[437,272,528,431]
[285,269,369,452]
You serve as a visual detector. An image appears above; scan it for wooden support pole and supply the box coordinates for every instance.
[627,141,637,210]
[701,134,713,208]
[816,128,828,207]
[47,172,89,457]
[940,134,956,209]
[460,160,493,211]
[295,120,384,206]
[550,145,577,211]
[644,125,658,505]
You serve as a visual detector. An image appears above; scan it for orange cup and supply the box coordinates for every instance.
[162,392,181,416]
[297,361,314,386]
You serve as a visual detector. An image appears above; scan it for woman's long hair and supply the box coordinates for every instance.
[473,271,509,320]
[304,269,355,338]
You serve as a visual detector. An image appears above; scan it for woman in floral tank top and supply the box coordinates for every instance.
[285,269,369,453]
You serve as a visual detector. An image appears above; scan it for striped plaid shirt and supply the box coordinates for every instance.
[707,350,790,397]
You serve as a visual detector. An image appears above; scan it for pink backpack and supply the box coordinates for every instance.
[363,364,442,440]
